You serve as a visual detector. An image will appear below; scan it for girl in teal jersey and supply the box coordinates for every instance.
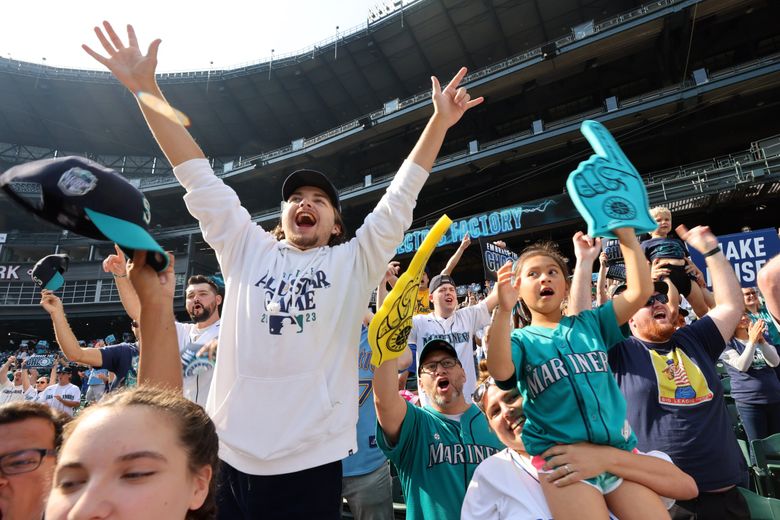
[487,229,670,520]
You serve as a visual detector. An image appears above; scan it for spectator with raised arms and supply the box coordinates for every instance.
[83,21,482,519]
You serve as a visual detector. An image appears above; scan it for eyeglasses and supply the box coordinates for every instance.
[0,449,56,476]
[419,357,459,375]
[472,377,495,412]
[743,291,757,296]
[36,380,47,385]
[644,293,669,307]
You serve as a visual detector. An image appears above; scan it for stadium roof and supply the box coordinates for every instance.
[0,0,641,158]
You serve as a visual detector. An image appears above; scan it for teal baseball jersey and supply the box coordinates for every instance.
[510,301,636,455]
[377,401,503,520]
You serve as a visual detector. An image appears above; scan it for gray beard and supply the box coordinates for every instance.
[431,386,462,408]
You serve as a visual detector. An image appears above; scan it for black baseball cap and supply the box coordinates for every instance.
[418,339,459,375]
[429,274,456,293]
[611,281,669,298]
[31,254,70,291]
[56,366,72,375]
[282,169,341,212]
[0,156,168,271]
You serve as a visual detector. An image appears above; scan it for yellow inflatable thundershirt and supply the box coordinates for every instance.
[369,214,452,367]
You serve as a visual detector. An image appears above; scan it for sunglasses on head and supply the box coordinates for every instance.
[472,377,494,413]
[644,293,669,307]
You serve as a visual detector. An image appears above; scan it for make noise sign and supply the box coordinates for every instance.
[481,240,518,281]
[690,228,780,288]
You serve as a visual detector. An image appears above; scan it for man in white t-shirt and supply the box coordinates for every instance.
[39,367,81,417]
[104,249,221,407]
[409,274,498,407]
[0,357,36,404]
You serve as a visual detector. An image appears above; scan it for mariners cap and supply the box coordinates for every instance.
[56,366,73,375]
[282,169,341,212]
[610,281,669,298]
[31,254,70,291]
[429,274,456,294]
[0,156,168,271]
[418,339,459,375]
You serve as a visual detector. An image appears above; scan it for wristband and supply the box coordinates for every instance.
[703,246,721,258]
[113,273,128,278]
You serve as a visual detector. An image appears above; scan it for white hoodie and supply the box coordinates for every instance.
[173,158,428,475]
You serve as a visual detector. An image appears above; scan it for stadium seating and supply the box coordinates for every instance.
[738,487,780,519]
[752,433,780,498]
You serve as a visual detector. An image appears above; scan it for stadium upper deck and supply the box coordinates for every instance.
[1,0,779,335]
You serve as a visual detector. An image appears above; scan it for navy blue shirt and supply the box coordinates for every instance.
[609,317,747,490]
[98,343,139,389]
[722,338,780,405]
[640,237,689,261]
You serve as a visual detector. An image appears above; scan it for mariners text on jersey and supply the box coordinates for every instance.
[526,351,610,399]
[428,442,499,468]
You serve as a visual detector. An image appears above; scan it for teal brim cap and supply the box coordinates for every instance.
[85,208,169,271]
[43,271,65,291]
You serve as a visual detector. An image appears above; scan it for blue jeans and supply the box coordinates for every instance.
[341,461,393,520]
[735,401,780,442]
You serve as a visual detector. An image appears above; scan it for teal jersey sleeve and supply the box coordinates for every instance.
[592,300,625,350]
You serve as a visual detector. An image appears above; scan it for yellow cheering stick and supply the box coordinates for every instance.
[369,214,452,367]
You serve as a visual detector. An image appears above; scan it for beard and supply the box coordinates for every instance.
[640,319,676,342]
[189,304,214,324]
[431,386,462,408]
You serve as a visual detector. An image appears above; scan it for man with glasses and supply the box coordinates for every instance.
[373,338,502,519]
[0,357,36,405]
[608,224,749,519]
[0,400,69,520]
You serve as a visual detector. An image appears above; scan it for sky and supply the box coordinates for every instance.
[1,0,397,72]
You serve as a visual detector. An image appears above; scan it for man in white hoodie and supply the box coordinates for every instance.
[84,22,483,519]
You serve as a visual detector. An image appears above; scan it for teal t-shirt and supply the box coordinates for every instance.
[510,301,636,455]
[377,402,503,520]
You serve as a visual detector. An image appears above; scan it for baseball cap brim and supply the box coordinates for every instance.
[85,208,169,271]
[282,169,340,211]
[44,272,65,291]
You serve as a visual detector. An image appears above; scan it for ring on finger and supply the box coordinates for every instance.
[564,464,573,475]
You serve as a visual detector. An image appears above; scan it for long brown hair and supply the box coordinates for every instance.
[62,387,219,520]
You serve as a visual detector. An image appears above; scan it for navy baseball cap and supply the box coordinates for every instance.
[31,254,70,291]
[0,156,168,271]
[418,339,459,375]
[282,169,341,212]
[429,274,456,294]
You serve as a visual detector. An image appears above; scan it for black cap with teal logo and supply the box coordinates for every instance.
[31,254,70,291]
[1,156,167,271]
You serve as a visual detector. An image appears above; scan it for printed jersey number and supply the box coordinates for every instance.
[358,379,373,406]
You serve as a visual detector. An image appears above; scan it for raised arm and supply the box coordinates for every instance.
[0,357,14,385]
[486,261,520,383]
[595,252,609,306]
[677,225,742,341]
[373,356,408,445]
[758,254,780,324]
[103,244,141,322]
[377,261,400,309]
[611,228,653,325]
[440,234,471,276]
[40,292,103,366]
[127,251,182,391]
[568,231,601,315]
[83,22,204,167]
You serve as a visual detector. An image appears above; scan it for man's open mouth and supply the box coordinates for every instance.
[653,310,667,320]
[295,212,317,228]
[436,378,450,392]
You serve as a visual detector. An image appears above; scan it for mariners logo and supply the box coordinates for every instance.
[57,167,97,196]
[184,358,214,377]
[142,196,152,225]
[602,196,636,219]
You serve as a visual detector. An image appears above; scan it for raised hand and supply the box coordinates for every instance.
[82,22,160,94]
[572,231,601,264]
[127,250,176,304]
[40,290,64,316]
[650,259,672,282]
[496,261,521,312]
[459,233,472,250]
[566,121,657,238]
[431,67,483,129]
[196,338,219,361]
[676,224,719,255]
[383,261,400,285]
[102,243,128,276]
